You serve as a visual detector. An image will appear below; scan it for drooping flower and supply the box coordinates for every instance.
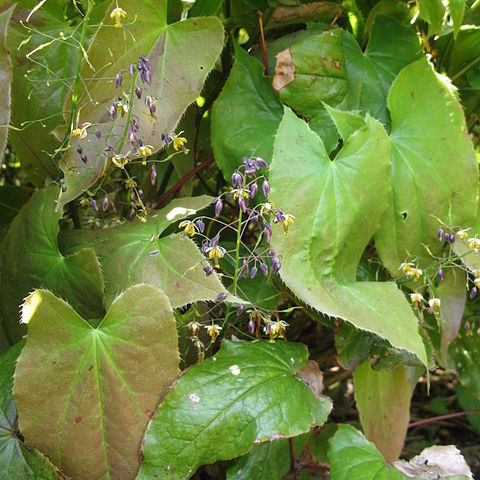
[205,324,222,341]
[399,262,414,275]
[187,320,201,334]
[468,236,480,253]
[406,267,423,281]
[428,297,441,317]
[173,136,187,151]
[206,244,226,267]
[457,228,470,241]
[261,202,275,215]
[71,122,91,140]
[179,220,196,237]
[138,144,153,165]
[410,292,424,310]
[112,153,129,168]
[110,6,126,27]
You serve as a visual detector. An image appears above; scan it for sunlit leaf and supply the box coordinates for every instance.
[59,196,230,308]
[58,9,224,209]
[417,0,445,35]
[375,58,478,275]
[0,186,104,345]
[449,0,465,39]
[270,107,427,365]
[14,285,179,479]
[138,341,332,480]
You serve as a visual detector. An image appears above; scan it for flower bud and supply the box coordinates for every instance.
[150,165,157,186]
[215,198,223,217]
[239,197,247,213]
[444,233,451,243]
[438,228,444,241]
[257,157,268,168]
[81,154,88,164]
[264,221,272,242]
[129,208,135,220]
[264,322,271,335]
[215,292,227,303]
[77,146,83,154]
[438,268,445,282]
[262,180,270,197]
[203,264,213,276]
[242,258,249,274]
[231,172,242,188]
[95,129,101,139]
[195,219,205,233]
[471,286,478,299]
[250,266,258,279]
[114,73,122,88]
[90,199,98,211]
[248,319,255,334]
[237,305,244,316]
[129,64,136,76]
[250,183,258,198]
[260,263,268,276]
[272,260,281,273]
[135,87,142,99]
[102,197,109,212]
[209,235,220,247]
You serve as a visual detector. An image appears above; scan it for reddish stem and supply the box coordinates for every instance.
[408,409,480,429]
[258,11,268,75]
[152,156,214,209]
[326,8,342,31]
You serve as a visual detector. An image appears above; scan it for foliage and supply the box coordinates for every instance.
[1,0,480,477]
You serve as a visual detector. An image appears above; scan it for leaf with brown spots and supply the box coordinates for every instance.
[14,285,180,479]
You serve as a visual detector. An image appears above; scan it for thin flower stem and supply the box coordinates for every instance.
[408,409,480,429]
[234,176,246,294]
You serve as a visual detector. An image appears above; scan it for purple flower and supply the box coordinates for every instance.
[90,199,98,212]
[260,263,268,276]
[129,131,139,147]
[215,292,227,303]
[250,266,258,279]
[129,64,136,76]
[242,156,259,176]
[444,233,451,243]
[81,154,88,164]
[242,258,249,274]
[262,180,270,197]
[264,221,272,242]
[438,268,445,282]
[102,197,109,212]
[129,208,135,220]
[151,165,157,186]
[272,260,281,273]
[209,235,220,247]
[248,320,255,334]
[232,172,242,188]
[114,73,122,88]
[95,129,101,139]
[438,228,444,241]
[195,219,205,233]
[239,197,247,213]
[135,86,142,99]
[250,183,258,198]
[237,305,244,316]
[257,157,268,168]
[161,133,171,147]
[203,264,213,276]
[214,198,223,217]
[471,286,477,299]
[264,322,271,335]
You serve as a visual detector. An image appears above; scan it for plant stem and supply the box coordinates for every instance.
[66,0,92,141]
[451,54,480,81]
[234,176,246,295]
[408,409,480,428]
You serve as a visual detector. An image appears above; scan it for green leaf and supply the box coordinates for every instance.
[375,58,478,275]
[6,0,76,185]
[335,323,373,371]
[138,340,332,479]
[0,187,104,345]
[417,0,446,35]
[212,45,283,179]
[189,0,223,16]
[14,285,180,479]
[59,196,230,308]
[449,0,465,39]
[227,434,309,480]
[0,342,62,479]
[235,276,280,310]
[0,185,31,236]
[0,6,13,161]
[270,107,427,366]
[329,424,390,479]
[309,423,337,464]
[353,362,411,462]
[343,16,422,125]
[456,383,480,433]
[58,14,224,209]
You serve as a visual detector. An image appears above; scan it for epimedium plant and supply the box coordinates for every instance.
[0,0,480,478]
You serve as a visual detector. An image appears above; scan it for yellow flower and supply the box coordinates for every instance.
[187,320,201,334]
[179,220,196,237]
[173,136,187,151]
[410,292,424,310]
[71,122,91,140]
[206,245,226,267]
[428,297,441,317]
[110,6,126,27]
[399,262,414,275]
[261,202,275,215]
[406,267,423,281]
[112,153,129,168]
[457,229,470,241]
[80,198,89,209]
[138,144,153,165]
[270,320,289,337]
[205,324,222,341]
[231,188,249,200]
[124,178,137,190]
[468,236,480,253]
[276,213,295,236]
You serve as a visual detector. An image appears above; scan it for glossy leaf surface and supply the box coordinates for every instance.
[138,340,332,479]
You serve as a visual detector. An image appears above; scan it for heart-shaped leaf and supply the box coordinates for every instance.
[0,186,104,345]
[58,13,224,209]
[59,196,230,308]
[270,107,427,365]
[14,285,180,479]
[0,342,62,479]
[138,340,332,479]
[0,5,13,161]
[375,57,478,275]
